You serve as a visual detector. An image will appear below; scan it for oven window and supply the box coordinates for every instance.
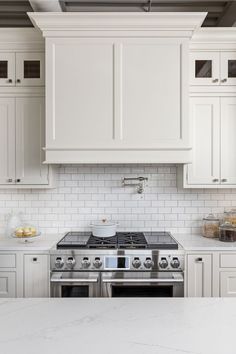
[61,285,89,297]
[112,285,173,297]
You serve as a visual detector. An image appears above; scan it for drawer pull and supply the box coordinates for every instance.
[33,257,38,262]
[196,257,203,263]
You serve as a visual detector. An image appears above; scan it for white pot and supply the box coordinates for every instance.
[91,220,118,238]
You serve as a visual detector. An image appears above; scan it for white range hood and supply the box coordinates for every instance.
[28,12,207,164]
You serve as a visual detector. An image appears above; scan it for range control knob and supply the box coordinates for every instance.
[171,257,180,269]
[66,256,76,269]
[132,257,141,269]
[81,257,91,269]
[93,257,102,269]
[159,257,168,269]
[55,257,64,269]
[143,257,154,269]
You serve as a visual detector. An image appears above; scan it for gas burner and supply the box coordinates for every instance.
[117,232,147,249]
[87,235,117,249]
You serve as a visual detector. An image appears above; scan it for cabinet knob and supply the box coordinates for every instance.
[221,179,227,183]
[15,179,21,183]
[212,178,219,182]
[196,257,203,263]
[16,79,21,83]
[32,257,38,262]
[7,79,12,83]
[221,78,227,83]
[212,78,219,83]
[7,178,13,183]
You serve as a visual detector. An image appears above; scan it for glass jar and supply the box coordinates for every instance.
[202,214,220,238]
[219,222,236,242]
[223,208,236,226]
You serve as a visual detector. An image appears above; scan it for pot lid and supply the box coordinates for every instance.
[203,213,219,221]
[91,219,118,227]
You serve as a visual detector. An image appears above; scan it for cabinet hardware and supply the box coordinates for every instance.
[212,79,219,83]
[221,179,227,183]
[221,78,227,83]
[15,179,21,183]
[7,178,13,183]
[7,79,12,83]
[196,257,203,262]
[212,178,219,182]
[32,257,38,262]
[16,79,21,83]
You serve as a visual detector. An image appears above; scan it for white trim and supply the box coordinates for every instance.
[192,28,236,44]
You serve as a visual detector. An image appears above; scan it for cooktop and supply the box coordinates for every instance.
[57,231,178,250]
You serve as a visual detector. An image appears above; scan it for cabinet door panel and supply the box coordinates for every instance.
[220,272,236,297]
[187,254,212,297]
[220,52,236,86]
[187,97,220,185]
[220,97,236,185]
[190,52,220,86]
[0,272,16,298]
[0,53,15,86]
[16,97,48,185]
[47,39,114,148]
[122,40,188,148]
[16,52,45,86]
[24,255,49,297]
[0,98,15,185]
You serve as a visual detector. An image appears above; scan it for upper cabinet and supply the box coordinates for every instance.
[0,52,44,87]
[190,51,236,86]
[28,12,207,164]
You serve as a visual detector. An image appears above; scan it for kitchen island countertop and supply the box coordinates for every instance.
[0,297,235,354]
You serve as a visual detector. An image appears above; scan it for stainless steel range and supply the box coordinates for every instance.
[50,232,184,298]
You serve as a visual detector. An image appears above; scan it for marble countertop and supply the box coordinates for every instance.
[0,234,62,251]
[174,233,236,251]
[0,298,235,354]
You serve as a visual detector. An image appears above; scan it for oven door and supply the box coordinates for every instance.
[101,272,184,298]
[50,272,100,298]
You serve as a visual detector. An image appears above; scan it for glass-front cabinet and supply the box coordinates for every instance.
[0,52,44,86]
[190,51,236,86]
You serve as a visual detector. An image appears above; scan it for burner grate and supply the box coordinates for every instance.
[117,232,147,249]
[87,235,117,249]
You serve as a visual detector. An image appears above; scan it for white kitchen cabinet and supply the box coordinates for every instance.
[181,96,236,188]
[0,97,15,185]
[0,53,15,86]
[0,272,16,298]
[0,52,44,87]
[0,96,53,187]
[24,255,49,297]
[186,254,212,297]
[190,51,236,86]
[220,272,236,297]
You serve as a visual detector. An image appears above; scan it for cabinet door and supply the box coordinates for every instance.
[0,53,15,86]
[16,52,45,86]
[220,272,236,297]
[190,52,220,86]
[187,97,220,185]
[0,272,16,298]
[220,97,236,185]
[0,98,15,185]
[121,39,188,149]
[220,52,236,86]
[16,97,48,185]
[187,254,212,297]
[24,255,49,297]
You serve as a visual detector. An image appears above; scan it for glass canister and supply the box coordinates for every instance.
[219,222,236,242]
[202,214,220,238]
[223,209,236,226]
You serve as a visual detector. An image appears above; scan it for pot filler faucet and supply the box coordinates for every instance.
[122,177,148,194]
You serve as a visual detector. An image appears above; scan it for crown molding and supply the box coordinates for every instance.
[0,28,44,43]
[192,28,236,43]
[28,12,207,38]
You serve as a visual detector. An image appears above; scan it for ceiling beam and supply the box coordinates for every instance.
[29,0,65,11]
[217,1,236,26]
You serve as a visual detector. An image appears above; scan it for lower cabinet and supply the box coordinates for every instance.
[220,272,236,297]
[24,255,49,297]
[0,272,16,298]
[186,254,212,297]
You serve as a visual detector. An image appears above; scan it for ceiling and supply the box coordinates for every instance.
[0,0,236,27]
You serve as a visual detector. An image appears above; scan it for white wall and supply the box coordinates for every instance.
[0,164,235,235]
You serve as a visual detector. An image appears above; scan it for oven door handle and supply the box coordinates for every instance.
[51,274,99,284]
[102,274,184,284]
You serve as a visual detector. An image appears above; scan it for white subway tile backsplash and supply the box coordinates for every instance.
[0,164,235,235]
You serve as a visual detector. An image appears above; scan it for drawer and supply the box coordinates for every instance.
[0,254,16,268]
[220,254,236,268]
